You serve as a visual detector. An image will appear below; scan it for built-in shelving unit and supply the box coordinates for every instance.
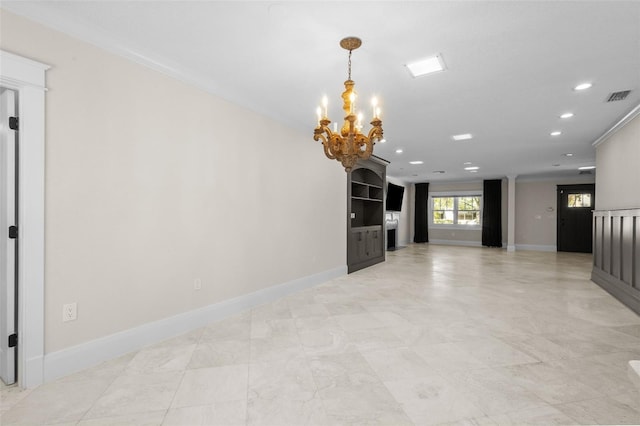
[347,156,388,273]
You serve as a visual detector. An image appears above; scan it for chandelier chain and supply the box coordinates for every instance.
[348,49,352,80]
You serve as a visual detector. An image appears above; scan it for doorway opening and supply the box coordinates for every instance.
[1,87,18,385]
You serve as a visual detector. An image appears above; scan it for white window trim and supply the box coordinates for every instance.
[429,190,483,230]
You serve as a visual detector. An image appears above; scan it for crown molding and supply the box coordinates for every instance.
[592,103,640,148]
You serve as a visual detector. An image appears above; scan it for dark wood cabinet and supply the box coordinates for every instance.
[347,156,388,273]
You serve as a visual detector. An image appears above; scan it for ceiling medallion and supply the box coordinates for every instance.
[313,37,383,172]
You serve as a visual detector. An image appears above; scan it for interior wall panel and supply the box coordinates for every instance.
[621,216,634,285]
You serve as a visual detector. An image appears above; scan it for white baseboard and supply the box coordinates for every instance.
[43,266,346,383]
[515,244,557,252]
[428,239,482,247]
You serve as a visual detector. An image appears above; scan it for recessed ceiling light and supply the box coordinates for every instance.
[452,133,473,141]
[560,112,574,119]
[563,153,574,157]
[406,55,445,78]
[550,131,562,136]
[395,149,403,154]
[464,166,479,171]
[409,161,424,165]
[578,166,596,170]
[574,83,592,91]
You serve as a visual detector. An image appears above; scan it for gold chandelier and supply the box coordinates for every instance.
[313,37,383,172]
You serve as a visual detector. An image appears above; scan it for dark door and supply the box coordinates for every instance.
[557,184,595,253]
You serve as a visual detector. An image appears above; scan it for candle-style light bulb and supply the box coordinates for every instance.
[357,112,363,130]
[376,107,381,119]
[322,95,328,118]
[316,107,322,123]
[333,122,338,133]
[349,93,356,114]
[371,97,378,118]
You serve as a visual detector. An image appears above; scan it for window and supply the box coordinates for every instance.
[432,197,454,224]
[568,193,591,208]
[430,193,482,227]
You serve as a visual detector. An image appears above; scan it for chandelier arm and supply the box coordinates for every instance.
[315,128,339,160]
[366,124,383,143]
[355,134,374,159]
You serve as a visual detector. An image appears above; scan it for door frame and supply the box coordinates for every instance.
[0,50,49,388]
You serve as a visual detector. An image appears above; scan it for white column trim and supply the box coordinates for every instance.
[507,176,517,252]
[0,49,50,388]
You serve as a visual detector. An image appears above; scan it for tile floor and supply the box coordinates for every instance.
[1,244,640,425]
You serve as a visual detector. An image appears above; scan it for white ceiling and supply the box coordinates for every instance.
[4,1,640,182]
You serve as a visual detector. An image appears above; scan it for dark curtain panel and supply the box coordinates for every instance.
[482,179,502,247]
[414,183,429,243]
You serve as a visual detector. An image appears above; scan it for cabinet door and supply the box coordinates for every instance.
[370,229,381,258]
[363,230,373,259]
[355,230,367,261]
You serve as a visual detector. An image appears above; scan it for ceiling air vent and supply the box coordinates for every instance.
[606,90,631,102]
[579,170,592,175]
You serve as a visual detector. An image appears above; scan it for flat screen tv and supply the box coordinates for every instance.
[386,183,404,211]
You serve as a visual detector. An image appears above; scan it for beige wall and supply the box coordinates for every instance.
[595,112,640,210]
[514,177,595,248]
[515,181,557,247]
[1,10,346,353]
[416,176,597,249]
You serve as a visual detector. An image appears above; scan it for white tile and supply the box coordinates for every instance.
[187,339,249,369]
[125,344,196,374]
[172,364,248,408]
[85,372,182,419]
[247,395,327,426]
[361,347,438,381]
[248,356,316,401]
[308,352,382,391]
[487,405,576,425]
[0,384,32,412]
[384,374,486,425]
[554,396,640,424]
[332,312,385,331]
[250,318,298,339]
[447,368,548,416]
[78,410,166,425]
[493,362,602,404]
[249,335,303,364]
[163,401,246,426]
[321,383,413,425]
[1,377,113,424]
[298,328,357,356]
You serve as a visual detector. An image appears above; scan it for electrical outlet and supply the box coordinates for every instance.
[63,303,77,322]
[194,278,202,290]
